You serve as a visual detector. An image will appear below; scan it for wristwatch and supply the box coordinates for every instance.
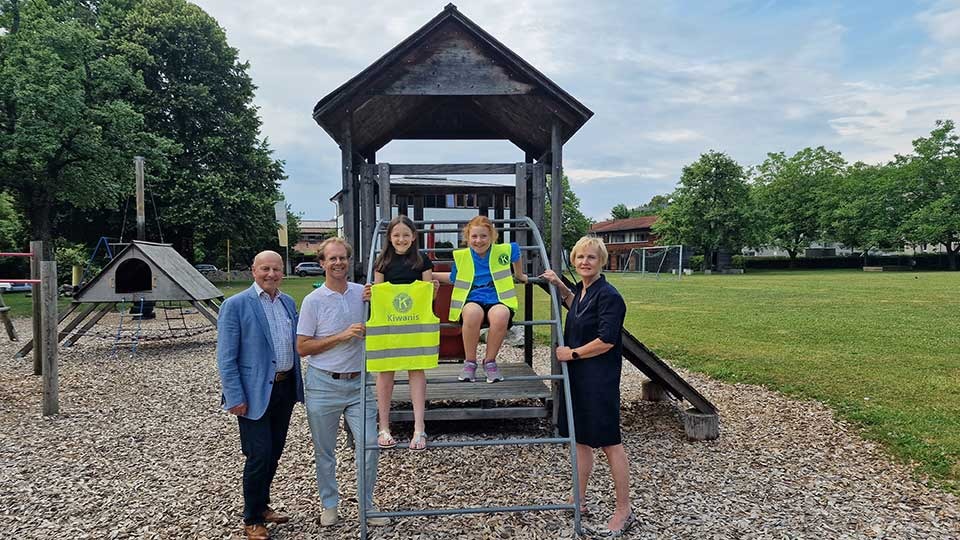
[571,349,580,360]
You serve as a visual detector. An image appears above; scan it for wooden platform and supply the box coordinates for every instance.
[381,362,552,422]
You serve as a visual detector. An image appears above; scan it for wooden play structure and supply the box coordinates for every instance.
[312,4,719,537]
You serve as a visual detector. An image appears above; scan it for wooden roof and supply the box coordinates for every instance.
[590,216,659,233]
[313,4,592,157]
[74,241,223,302]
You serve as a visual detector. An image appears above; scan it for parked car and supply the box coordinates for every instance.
[294,262,324,277]
[195,264,219,275]
[0,282,32,293]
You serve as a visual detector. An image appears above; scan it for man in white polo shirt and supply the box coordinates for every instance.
[296,237,387,528]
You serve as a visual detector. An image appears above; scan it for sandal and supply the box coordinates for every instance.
[377,429,397,449]
[409,431,427,451]
[605,510,636,537]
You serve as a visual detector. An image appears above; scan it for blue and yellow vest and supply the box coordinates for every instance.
[448,243,518,320]
[366,281,439,372]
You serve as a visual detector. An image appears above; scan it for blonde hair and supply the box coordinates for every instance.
[461,215,498,245]
[570,236,608,266]
[316,237,353,261]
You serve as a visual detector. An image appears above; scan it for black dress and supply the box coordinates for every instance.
[380,254,434,284]
[557,274,627,448]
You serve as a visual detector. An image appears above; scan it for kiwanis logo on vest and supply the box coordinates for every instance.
[498,253,510,266]
[388,292,421,322]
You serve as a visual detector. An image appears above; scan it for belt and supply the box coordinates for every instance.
[318,368,361,380]
[274,370,292,382]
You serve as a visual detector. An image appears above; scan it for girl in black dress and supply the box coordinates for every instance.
[367,215,434,450]
[541,236,634,536]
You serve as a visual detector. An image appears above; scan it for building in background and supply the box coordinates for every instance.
[293,219,337,257]
[589,216,659,271]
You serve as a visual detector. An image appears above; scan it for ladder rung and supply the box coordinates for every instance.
[366,436,571,451]
[364,374,565,386]
[367,503,576,519]
[438,319,558,329]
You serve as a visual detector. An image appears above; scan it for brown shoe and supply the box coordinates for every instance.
[263,506,289,524]
[243,523,270,540]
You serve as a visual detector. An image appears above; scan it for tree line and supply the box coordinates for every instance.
[0,0,291,267]
[636,120,959,270]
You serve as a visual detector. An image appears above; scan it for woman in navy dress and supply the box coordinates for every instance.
[541,236,634,536]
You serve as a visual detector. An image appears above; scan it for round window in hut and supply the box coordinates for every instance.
[115,258,153,294]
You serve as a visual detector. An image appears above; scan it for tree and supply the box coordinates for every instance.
[105,0,286,262]
[753,147,846,265]
[821,162,903,259]
[654,151,752,269]
[545,174,593,253]
[610,203,632,220]
[0,191,23,250]
[609,195,669,220]
[0,0,166,252]
[896,120,960,270]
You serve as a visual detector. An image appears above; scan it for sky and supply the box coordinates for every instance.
[191,0,960,221]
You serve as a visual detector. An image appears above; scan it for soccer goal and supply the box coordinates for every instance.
[619,245,685,280]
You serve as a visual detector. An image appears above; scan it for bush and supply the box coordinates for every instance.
[55,241,89,285]
[690,255,704,271]
[740,253,952,271]
[731,255,745,269]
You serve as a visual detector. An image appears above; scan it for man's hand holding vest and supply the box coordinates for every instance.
[362,283,372,302]
[340,323,366,341]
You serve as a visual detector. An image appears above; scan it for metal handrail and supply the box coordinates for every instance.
[358,215,582,539]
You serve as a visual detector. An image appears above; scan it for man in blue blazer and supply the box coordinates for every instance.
[217,250,304,540]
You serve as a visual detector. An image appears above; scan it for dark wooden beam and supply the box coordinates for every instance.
[378,163,392,223]
[360,161,377,279]
[550,120,563,428]
[341,115,356,281]
[389,163,517,175]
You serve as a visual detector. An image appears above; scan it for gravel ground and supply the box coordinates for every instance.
[1,316,957,539]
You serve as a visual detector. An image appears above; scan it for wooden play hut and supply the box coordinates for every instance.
[312,3,717,436]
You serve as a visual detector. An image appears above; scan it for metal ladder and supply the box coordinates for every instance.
[358,217,583,539]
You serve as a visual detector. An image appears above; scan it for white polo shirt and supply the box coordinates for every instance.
[296,282,366,373]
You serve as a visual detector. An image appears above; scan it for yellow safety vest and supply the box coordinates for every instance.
[448,243,518,321]
[366,281,439,372]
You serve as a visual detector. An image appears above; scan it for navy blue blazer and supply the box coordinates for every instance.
[216,285,304,420]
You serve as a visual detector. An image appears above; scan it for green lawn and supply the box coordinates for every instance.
[6,271,958,490]
[602,270,960,492]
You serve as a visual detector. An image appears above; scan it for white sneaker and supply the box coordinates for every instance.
[367,515,390,527]
[320,506,338,527]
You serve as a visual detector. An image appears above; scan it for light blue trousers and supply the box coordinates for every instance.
[304,365,379,509]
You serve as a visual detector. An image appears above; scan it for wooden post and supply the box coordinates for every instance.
[641,380,669,402]
[378,163,391,222]
[340,116,355,281]
[514,164,534,368]
[531,163,546,274]
[413,194,425,248]
[550,121,563,428]
[0,293,16,341]
[30,240,43,375]
[360,163,376,279]
[40,260,58,416]
[683,408,720,441]
[550,121,563,275]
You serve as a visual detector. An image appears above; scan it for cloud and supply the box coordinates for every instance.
[645,130,705,144]
[915,2,960,77]
[187,0,960,222]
